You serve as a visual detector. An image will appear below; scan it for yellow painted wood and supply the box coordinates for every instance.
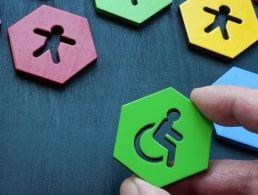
[180,0,258,59]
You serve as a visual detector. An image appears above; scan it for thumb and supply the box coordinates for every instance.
[120,176,170,195]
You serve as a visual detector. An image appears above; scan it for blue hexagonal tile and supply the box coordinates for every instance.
[213,67,258,152]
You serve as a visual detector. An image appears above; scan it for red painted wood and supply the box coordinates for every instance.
[8,5,97,85]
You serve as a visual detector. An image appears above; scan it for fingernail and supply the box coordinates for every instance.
[120,176,171,195]
[120,176,139,195]
[133,178,171,195]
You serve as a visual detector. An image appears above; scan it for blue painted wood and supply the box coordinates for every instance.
[0,0,257,194]
[213,67,258,152]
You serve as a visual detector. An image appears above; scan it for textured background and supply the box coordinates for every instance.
[0,0,257,194]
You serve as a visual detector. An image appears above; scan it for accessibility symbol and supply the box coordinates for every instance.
[95,0,172,26]
[180,0,258,59]
[113,87,212,187]
[8,5,97,85]
[135,109,183,168]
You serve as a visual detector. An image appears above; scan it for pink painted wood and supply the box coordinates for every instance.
[8,5,97,85]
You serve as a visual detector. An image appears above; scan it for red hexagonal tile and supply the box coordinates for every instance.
[8,5,97,85]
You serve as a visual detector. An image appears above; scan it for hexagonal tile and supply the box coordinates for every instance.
[113,87,212,187]
[8,5,97,85]
[95,0,172,26]
[213,67,258,152]
[180,0,258,59]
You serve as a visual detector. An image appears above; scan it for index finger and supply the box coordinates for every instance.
[190,86,258,133]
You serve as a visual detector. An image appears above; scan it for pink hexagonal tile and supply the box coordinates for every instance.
[8,5,97,85]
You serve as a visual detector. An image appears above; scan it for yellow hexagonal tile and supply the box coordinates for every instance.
[180,0,258,59]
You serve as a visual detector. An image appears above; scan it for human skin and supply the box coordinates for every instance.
[120,86,258,195]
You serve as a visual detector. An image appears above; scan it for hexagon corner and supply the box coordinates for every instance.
[180,0,258,59]
[113,87,212,187]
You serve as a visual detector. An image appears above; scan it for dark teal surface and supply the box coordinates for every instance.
[0,1,257,194]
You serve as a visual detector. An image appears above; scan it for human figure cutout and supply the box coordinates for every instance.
[153,110,183,167]
[135,110,183,167]
[131,0,138,5]
[204,5,242,40]
[33,25,76,64]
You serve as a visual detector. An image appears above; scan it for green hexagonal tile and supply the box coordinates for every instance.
[113,87,212,187]
[95,0,172,26]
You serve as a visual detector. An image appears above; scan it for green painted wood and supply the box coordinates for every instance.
[95,0,172,26]
[114,87,212,187]
[0,0,257,194]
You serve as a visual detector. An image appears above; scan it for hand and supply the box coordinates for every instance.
[120,86,258,195]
